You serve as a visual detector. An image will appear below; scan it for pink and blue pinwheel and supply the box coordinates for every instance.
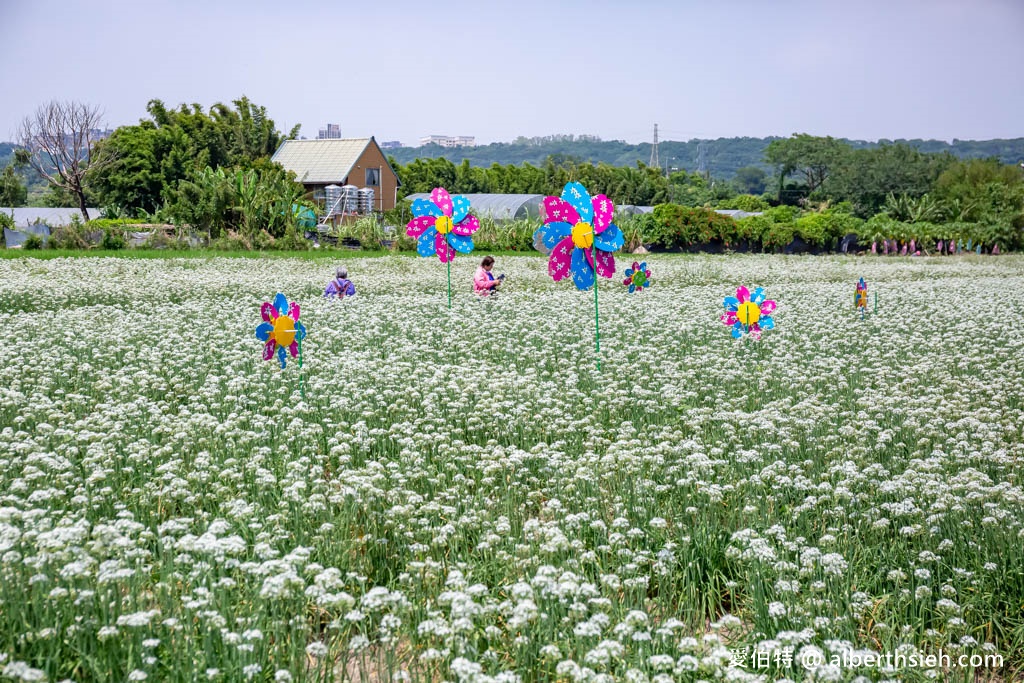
[405,187,479,262]
[623,261,652,293]
[255,292,307,369]
[721,286,776,340]
[533,182,624,290]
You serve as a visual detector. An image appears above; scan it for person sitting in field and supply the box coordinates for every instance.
[473,256,504,297]
[324,267,356,298]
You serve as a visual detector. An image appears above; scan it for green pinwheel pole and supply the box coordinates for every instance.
[592,242,601,372]
[447,257,452,310]
[297,333,305,400]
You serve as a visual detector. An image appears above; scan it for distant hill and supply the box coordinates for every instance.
[0,142,18,170]
[384,137,1024,178]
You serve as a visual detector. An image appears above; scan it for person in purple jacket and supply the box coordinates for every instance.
[324,267,356,298]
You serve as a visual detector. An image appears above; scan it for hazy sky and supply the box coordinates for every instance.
[1,0,1022,145]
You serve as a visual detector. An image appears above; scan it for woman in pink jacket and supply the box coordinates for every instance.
[473,256,503,296]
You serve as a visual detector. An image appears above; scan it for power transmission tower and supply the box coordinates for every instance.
[696,141,708,180]
[649,123,659,168]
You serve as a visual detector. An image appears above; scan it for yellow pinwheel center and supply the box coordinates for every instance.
[273,314,296,348]
[571,222,594,249]
[736,302,761,325]
[435,215,453,234]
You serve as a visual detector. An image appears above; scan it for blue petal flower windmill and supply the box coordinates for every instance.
[533,181,624,370]
[255,292,308,395]
[623,261,652,293]
[406,187,480,308]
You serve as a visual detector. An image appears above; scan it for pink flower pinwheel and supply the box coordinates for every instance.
[721,286,776,339]
[532,182,624,290]
[405,187,479,263]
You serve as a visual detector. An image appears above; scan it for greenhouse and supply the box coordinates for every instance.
[403,193,545,221]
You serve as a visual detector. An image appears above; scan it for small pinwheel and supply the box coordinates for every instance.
[855,278,868,310]
[721,286,776,339]
[256,293,307,368]
[406,187,479,263]
[533,182,624,290]
[623,261,652,293]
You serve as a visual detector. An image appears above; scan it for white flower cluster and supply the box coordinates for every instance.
[0,254,1020,681]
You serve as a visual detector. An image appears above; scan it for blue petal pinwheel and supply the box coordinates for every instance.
[255,292,307,369]
[721,286,776,340]
[532,182,624,290]
[405,187,480,262]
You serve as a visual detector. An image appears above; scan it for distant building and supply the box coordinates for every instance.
[419,135,475,148]
[379,140,403,149]
[271,137,402,218]
[317,123,342,139]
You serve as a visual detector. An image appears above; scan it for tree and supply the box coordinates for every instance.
[17,101,113,220]
[764,134,850,201]
[732,166,767,195]
[91,97,299,216]
[0,150,29,206]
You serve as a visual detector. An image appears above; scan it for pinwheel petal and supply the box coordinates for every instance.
[624,268,634,277]
[295,321,307,342]
[537,222,573,253]
[592,194,614,233]
[417,227,438,257]
[548,236,575,281]
[760,316,775,330]
[623,277,632,285]
[731,326,743,339]
[406,215,437,237]
[435,231,455,263]
[761,300,777,315]
[452,214,479,236]
[289,301,300,321]
[721,311,738,326]
[594,224,624,252]
[412,197,444,218]
[737,286,750,303]
[256,322,273,342]
[543,197,580,226]
[562,181,594,224]
[273,293,289,316]
[724,296,739,310]
[277,345,287,368]
[628,284,636,293]
[288,341,299,358]
[262,339,276,360]
[430,188,454,216]
[639,261,647,271]
[752,287,766,304]
[594,249,616,278]
[451,195,471,223]
[570,246,595,290]
[261,302,275,322]
[447,233,474,254]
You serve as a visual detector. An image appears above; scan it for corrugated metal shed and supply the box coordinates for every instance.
[403,193,545,221]
[271,139,372,184]
[0,207,99,228]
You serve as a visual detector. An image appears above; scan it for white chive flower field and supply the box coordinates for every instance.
[0,254,1022,683]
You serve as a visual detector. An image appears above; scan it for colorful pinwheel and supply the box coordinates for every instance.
[721,286,776,339]
[855,278,868,310]
[406,187,479,263]
[256,293,307,369]
[623,261,652,293]
[533,182,624,290]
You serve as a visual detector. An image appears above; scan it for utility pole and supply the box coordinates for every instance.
[649,123,659,168]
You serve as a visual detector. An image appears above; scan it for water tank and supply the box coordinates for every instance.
[341,185,359,214]
[357,187,375,214]
[324,185,342,217]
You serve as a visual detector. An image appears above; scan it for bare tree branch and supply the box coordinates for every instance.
[17,100,115,221]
